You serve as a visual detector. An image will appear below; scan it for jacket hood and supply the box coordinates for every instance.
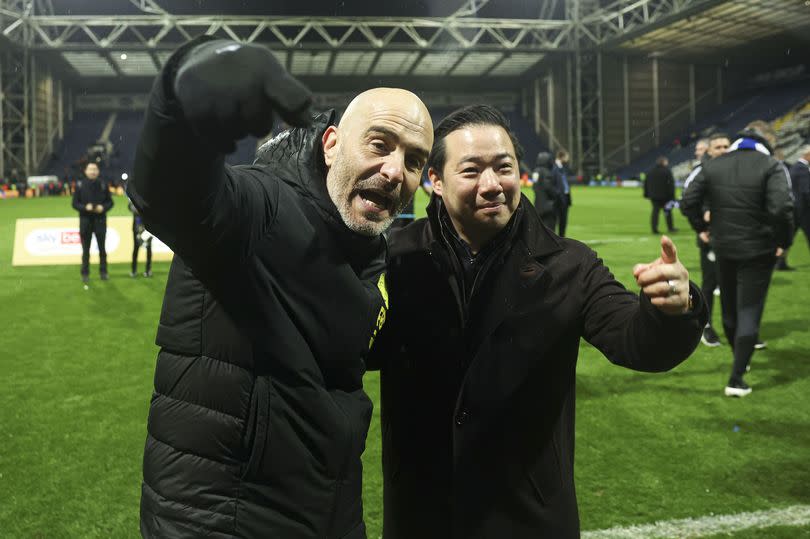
[254,110,334,212]
[253,110,385,271]
[733,128,774,154]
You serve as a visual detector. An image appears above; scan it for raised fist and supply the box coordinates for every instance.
[173,40,313,153]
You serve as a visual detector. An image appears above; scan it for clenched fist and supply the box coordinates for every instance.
[173,40,313,153]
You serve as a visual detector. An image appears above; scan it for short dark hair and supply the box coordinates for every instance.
[84,161,99,170]
[427,104,523,176]
[709,132,730,143]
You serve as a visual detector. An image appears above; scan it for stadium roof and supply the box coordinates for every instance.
[2,0,808,88]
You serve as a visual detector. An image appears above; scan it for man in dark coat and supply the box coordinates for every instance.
[127,37,433,538]
[551,150,572,236]
[532,151,559,230]
[682,121,794,397]
[682,133,730,347]
[368,105,707,539]
[72,161,113,282]
[644,156,677,234]
[779,145,810,268]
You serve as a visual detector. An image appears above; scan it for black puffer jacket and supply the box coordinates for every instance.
[681,131,794,260]
[128,42,386,539]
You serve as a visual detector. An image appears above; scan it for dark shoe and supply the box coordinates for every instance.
[143,270,153,278]
[668,228,679,233]
[724,381,752,397]
[81,275,89,284]
[754,340,767,350]
[100,273,109,281]
[701,326,722,347]
[775,264,796,271]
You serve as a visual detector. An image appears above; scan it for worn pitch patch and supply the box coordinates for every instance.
[582,505,810,538]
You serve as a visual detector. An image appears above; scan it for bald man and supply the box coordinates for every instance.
[128,38,433,539]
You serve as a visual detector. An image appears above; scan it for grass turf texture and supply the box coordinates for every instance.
[1,188,808,538]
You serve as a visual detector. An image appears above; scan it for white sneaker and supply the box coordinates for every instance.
[713,287,720,297]
[724,383,752,397]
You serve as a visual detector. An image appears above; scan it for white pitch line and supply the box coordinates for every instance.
[582,236,652,245]
[582,505,810,539]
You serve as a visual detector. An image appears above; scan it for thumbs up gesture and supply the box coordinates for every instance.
[632,235,691,315]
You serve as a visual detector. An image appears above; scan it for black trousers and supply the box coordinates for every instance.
[650,199,674,233]
[781,211,810,265]
[80,215,107,276]
[557,202,569,237]
[699,242,718,325]
[539,210,557,232]
[716,254,775,384]
[132,228,153,273]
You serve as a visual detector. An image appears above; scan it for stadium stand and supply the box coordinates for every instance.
[618,80,810,181]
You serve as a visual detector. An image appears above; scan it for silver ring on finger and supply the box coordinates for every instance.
[667,279,677,296]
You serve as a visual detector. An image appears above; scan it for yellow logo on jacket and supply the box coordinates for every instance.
[368,273,389,350]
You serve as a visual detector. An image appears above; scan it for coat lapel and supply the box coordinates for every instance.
[473,198,562,342]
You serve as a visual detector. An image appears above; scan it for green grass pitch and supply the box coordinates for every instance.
[1,187,808,538]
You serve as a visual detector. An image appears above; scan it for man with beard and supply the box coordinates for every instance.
[127,37,432,538]
[368,105,706,538]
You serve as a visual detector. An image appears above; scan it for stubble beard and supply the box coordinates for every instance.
[327,155,404,237]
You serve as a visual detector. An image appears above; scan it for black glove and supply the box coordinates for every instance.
[173,40,312,153]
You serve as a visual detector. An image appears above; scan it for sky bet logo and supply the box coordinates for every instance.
[61,231,81,244]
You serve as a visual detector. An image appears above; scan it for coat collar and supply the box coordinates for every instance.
[389,193,563,261]
[387,194,565,340]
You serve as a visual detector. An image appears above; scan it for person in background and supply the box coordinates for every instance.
[776,145,810,270]
[552,150,572,236]
[72,162,113,282]
[683,133,730,347]
[682,120,793,397]
[645,156,678,234]
[694,138,709,166]
[367,104,706,539]
[532,151,559,230]
[128,198,153,278]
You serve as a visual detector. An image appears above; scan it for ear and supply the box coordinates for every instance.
[322,125,339,168]
[428,166,443,197]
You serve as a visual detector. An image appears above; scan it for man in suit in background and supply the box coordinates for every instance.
[645,156,677,234]
[552,150,572,237]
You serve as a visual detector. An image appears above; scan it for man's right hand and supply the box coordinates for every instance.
[173,40,313,153]
[699,231,710,244]
[85,203,93,212]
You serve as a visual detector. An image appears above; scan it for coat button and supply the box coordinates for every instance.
[455,409,469,426]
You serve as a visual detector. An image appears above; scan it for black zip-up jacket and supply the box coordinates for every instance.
[127,40,386,539]
[367,196,706,539]
[681,132,794,259]
[72,177,113,216]
[644,164,675,201]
